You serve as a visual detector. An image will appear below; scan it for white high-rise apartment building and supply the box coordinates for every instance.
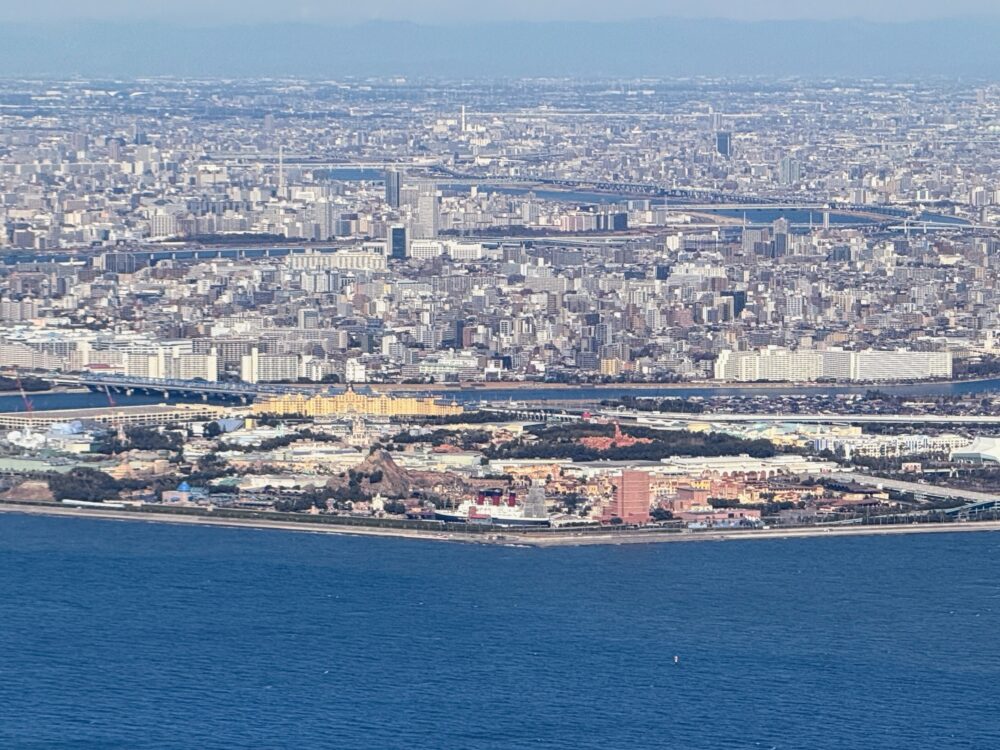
[715,348,952,383]
[414,184,440,239]
[240,348,300,384]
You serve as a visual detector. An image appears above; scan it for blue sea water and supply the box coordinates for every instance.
[1,515,999,749]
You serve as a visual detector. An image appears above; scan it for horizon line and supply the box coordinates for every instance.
[4,15,1000,27]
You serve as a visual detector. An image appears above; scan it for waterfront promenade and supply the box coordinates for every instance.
[2,502,998,547]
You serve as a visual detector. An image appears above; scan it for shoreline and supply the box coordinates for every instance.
[2,502,999,547]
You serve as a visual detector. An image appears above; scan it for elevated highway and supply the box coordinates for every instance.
[828,472,999,506]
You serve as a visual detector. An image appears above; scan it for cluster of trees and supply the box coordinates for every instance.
[48,467,124,502]
[222,429,340,453]
[861,390,902,404]
[274,494,329,513]
[553,492,592,516]
[708,497,806,516]
[956,356,1000,379]
[270,466,432,513]
[89,426,186,455]
[124,427,184,452]
[600,396,705,414]
[340,468,388,496]
[411,411,511,426]
[187,453,233,482]
[486,423,776,462]
[48,465,221,504]
[272,471,387,513]
[392,429,455,445]
[846,454,943,472]
[650,507,673,521]
[557,492,586,511]
[390,428,490,450]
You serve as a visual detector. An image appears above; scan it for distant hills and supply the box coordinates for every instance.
[3,18,999,78]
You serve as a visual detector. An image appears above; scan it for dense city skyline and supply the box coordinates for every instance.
[2,76,999,387]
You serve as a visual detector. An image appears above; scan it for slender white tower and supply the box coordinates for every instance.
[278,144,285,196]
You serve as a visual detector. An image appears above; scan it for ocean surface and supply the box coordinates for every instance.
[1,514,998,749]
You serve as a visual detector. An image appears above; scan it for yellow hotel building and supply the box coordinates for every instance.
[251,388,463,418]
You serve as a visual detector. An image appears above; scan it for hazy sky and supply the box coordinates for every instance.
[3,0,999,23]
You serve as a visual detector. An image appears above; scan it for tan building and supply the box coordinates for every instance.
[599,358,624,377]
[251,388,463,419]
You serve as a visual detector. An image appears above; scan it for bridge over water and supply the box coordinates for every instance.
[47,374,311,402]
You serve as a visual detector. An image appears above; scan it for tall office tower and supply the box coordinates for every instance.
[779,156,802,185]
[130,121,148,146]
[521,193,539,225]
[715,131,732,158]
[384,169,402,208]
[606,471,651,524]
[389,224,408,260]
[314,199,337,240]
[69,132,89,153]
[722,290,747,317]
[277,145,286,197]
[415,184,439,239]
[773,217,790,256]
[742,227,771,255]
